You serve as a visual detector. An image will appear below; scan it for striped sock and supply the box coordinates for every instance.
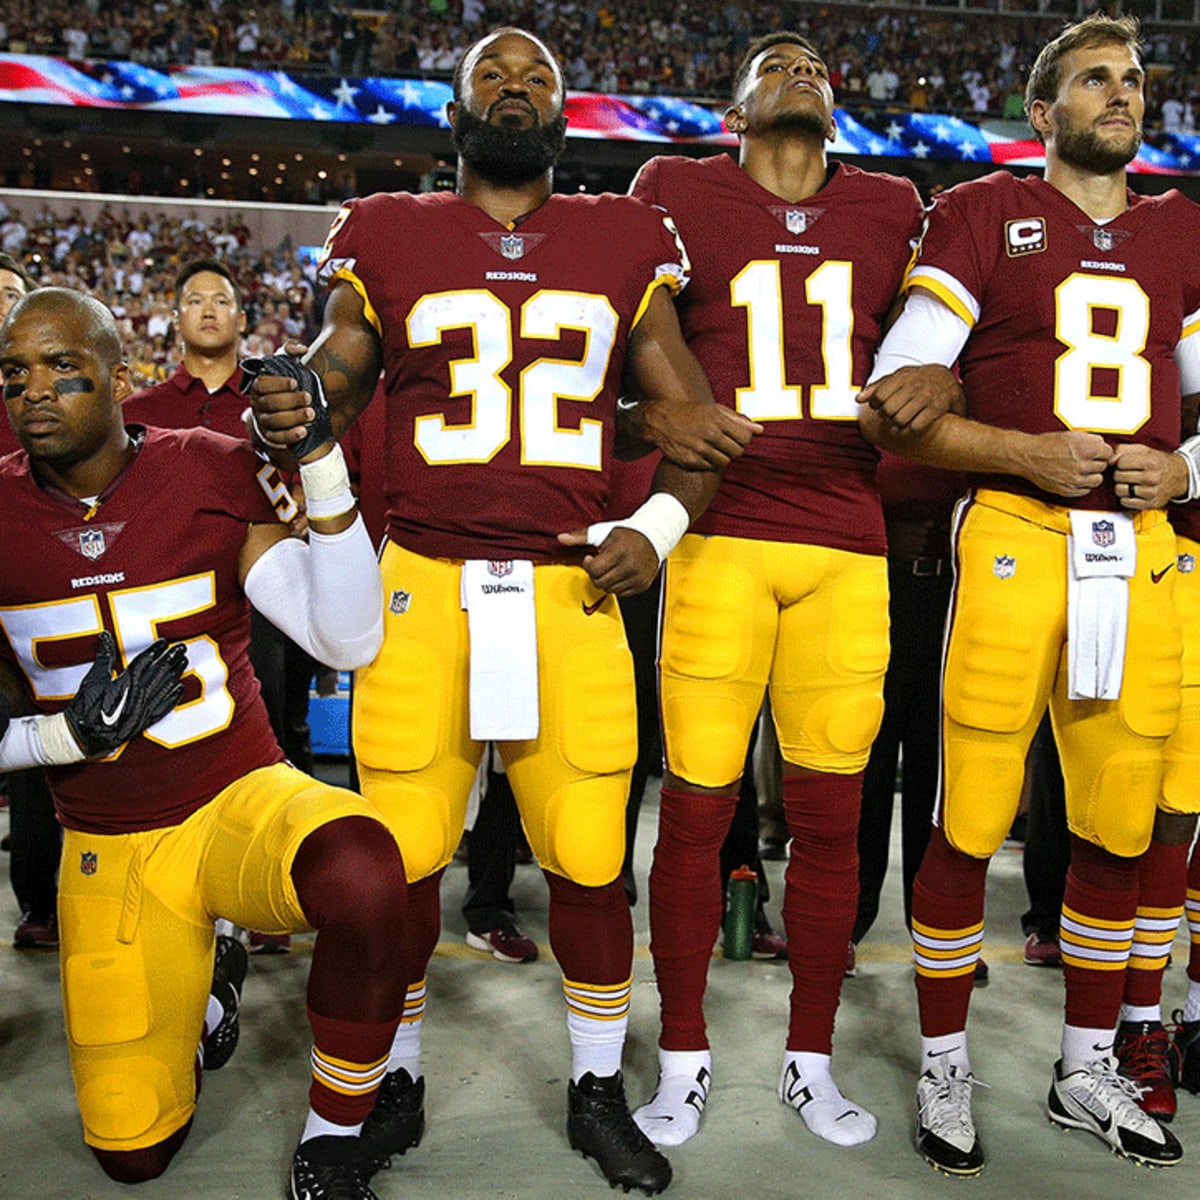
[564,976,631,1081]
[307,1010,395,1128]
[1121,839,1187,1013]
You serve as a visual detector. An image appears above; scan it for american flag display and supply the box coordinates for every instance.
[1,53,1196,175]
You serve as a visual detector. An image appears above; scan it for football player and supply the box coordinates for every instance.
[626,32,950,1151]
[0,287,411,1200]
[858,12,1200,1175]
[247,26,758,1197]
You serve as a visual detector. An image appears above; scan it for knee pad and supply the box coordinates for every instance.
[1068,750,1162,858]
[357,769,459,882]
[78,1061,167,1146]
[941,728,1027,857]
[535,775,626,887]
[778,690,884,772]
[663,690,756,787]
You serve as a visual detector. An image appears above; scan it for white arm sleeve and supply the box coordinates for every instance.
[243,517,384,670]
[866,290,971,383]
[1177,327,1200,398]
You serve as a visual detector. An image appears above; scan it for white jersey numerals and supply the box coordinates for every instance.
[406,288,617,470]
[1053,273,1152,435]
[731,259,859,421]
[0,574,232,751]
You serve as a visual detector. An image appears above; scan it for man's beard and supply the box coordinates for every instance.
[1054,111,1141,174]
[452,105,568,184]
[765,105,830,139]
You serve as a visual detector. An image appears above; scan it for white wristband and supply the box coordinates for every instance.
[0,712,84,770]
[299,442,355,521]
[586,493,691,564]
[1172,436,1200,503]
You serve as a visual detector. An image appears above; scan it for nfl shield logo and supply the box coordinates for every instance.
[1093,228,1114,252]
[786,210,807,235]
[1180,554,1196,575]
[500,234,525,260]
[1092,519,1115,548]
[993,555,1016,579]
[79,528,106,560]
[488,560,513,578]
[80,851,97,876]
[389,589,411,614]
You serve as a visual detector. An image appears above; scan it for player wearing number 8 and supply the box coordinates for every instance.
[626,33,938,1152]
[858,12,1200,1176]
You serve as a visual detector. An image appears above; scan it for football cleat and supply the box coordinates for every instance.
[289,1135,378,1200]
[1115,1021,1179,1122]
[1172,1010,1200,1094]
[358,1067,425,1172]
[915,1054,985,1176]
[568,1071,672,1194]
[1048,1056,1182,1166]
[204,934,248,1071]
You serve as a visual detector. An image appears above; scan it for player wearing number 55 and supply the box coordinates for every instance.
[857,12,1200,1178]
[0,287,414,1198]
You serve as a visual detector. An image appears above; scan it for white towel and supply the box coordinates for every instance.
[1066,511,1136,700]
[460,560,539,740]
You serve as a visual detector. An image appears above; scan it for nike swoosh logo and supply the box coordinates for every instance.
[582,596,605,616]
[100,687,129,728]
[1151,563,1174,584]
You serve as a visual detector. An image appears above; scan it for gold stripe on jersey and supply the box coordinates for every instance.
[1059,904,1133,969]
[310,1048,390,1096]
[329,264,382,336]
[906,267,977,327]
[563,977,632,1022]
[630,270,684,332]
[1127,903,1184,970]
[1183,308,1200,340]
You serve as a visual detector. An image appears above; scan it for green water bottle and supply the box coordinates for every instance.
[723,864,758,960]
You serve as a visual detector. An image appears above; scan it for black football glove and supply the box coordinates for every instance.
[64,631,189,758]
[239,353,334,461]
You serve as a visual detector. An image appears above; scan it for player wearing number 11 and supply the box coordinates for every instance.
[858,13,1200,1176]
[627,32,936,1151]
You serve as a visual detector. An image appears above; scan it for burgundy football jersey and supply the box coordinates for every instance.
[910,171,1200,510]
[318,190,688,560]
[0,427,290,834]
[632,154,923,554]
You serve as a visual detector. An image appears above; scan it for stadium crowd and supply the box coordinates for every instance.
[0,0,1197,123]
[0,199,320,385]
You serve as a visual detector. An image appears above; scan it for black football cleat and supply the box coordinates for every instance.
[358,1067,425,1175]
[568,1070,672,1194]
[204,934,248,1071]
[288,1135,378,1200]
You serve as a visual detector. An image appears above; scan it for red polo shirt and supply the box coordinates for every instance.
[123,363,251,440]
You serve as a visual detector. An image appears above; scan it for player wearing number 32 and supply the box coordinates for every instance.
[626,32,939,1152]
[857,14,1200,1177]
[248,26,758,1198]
[0,288,414,1198]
